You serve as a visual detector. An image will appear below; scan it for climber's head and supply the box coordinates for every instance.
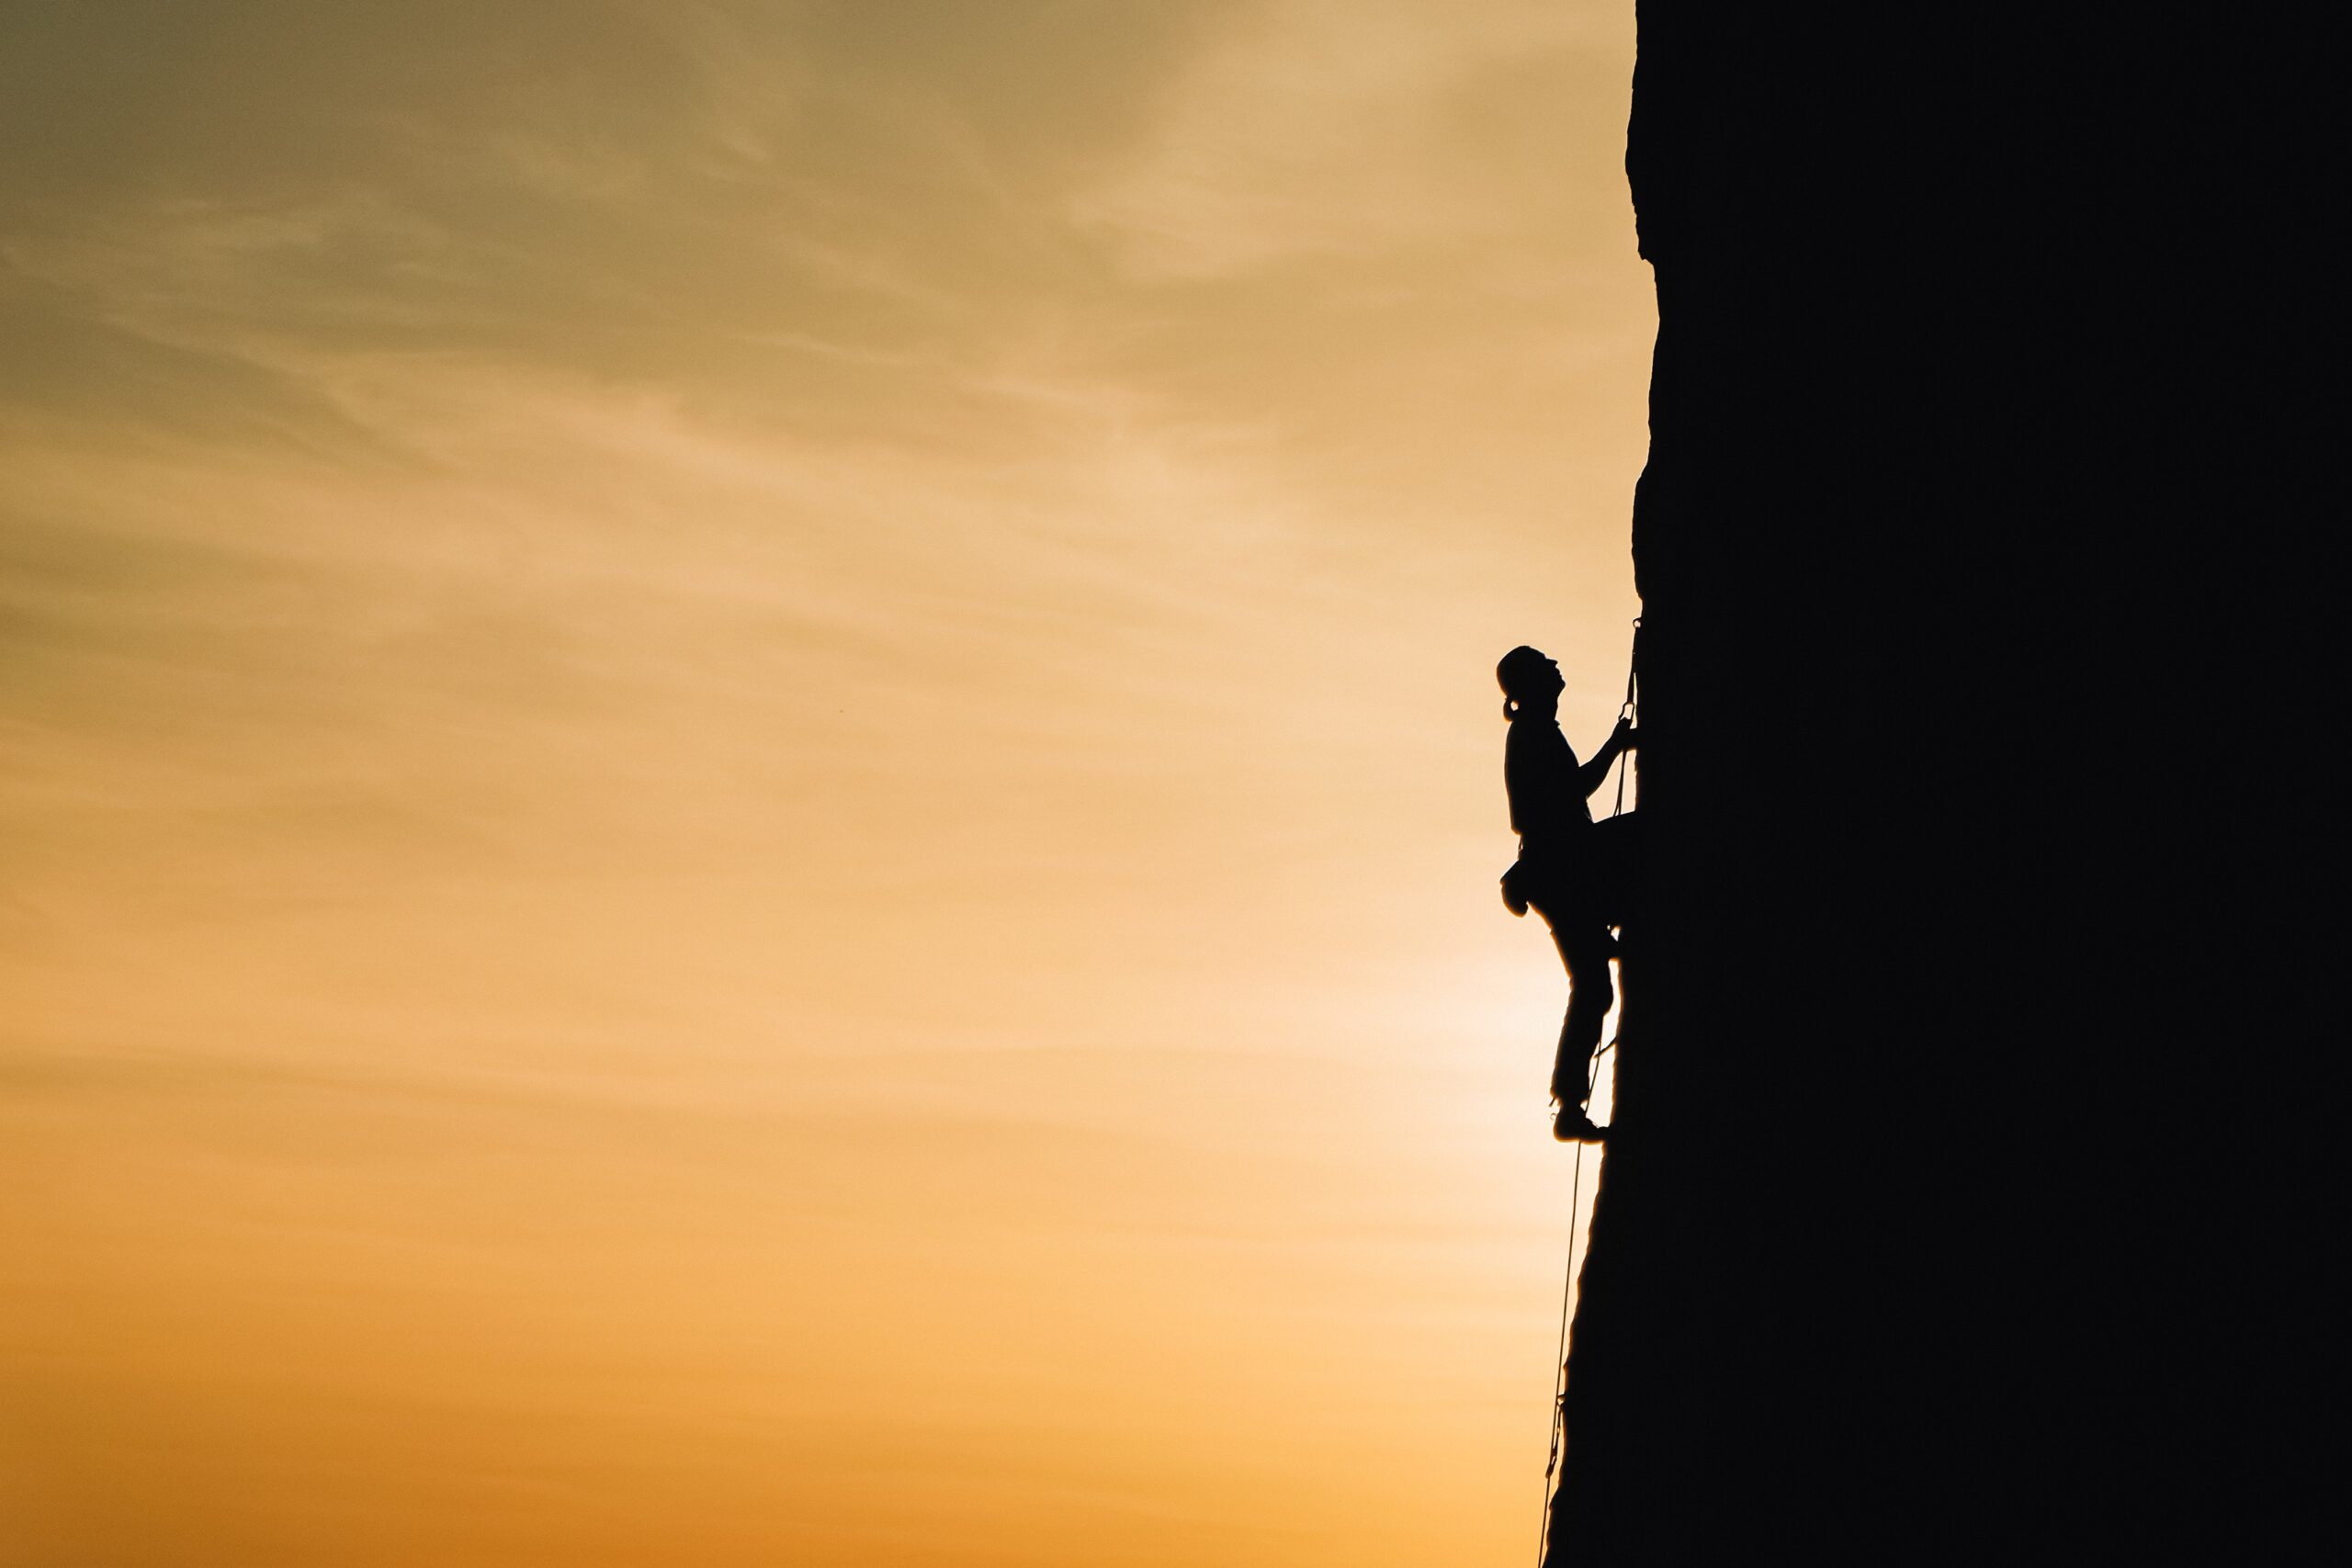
[1496,645,1563,719]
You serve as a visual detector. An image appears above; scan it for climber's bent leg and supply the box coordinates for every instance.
[1544,918,1615,1110]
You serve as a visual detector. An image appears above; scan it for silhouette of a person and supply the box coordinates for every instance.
[1496,644,1636,1142]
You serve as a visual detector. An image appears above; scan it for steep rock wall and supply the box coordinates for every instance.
[1542,11,2321,1563]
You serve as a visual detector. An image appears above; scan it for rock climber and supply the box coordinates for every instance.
[1496,644,1637,1143]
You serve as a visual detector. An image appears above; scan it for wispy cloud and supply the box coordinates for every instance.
[1072,0,1622,279]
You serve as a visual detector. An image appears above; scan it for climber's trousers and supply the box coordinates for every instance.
[1539,910,1614,1108]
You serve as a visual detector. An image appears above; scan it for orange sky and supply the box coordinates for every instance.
[0,4,1651,1562]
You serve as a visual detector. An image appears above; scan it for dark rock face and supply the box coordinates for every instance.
[1544,11,2324,1563]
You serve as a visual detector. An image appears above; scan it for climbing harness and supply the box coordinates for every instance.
[1535,618,1640,1565]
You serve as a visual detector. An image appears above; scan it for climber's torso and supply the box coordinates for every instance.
[1505,717,1597,867]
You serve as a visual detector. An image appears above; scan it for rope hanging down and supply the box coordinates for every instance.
[1533,1036,1613,1566]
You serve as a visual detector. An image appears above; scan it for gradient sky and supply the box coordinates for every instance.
[0,4,1651,1563]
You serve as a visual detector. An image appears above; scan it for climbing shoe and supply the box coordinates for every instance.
[1553,1105,1606,1143]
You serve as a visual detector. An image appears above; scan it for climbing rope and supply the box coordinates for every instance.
[1534,1036,1613,1566]
[1611,615,1641,819]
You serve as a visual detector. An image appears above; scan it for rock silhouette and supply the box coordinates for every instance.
[1540,11,2324,1564]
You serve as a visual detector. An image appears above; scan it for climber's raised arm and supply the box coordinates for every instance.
[1576,717,1636,800]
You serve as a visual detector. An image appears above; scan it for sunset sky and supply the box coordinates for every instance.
[1,4,1651,1562]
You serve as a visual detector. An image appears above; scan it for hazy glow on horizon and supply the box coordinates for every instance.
[1,4,1651,1562]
